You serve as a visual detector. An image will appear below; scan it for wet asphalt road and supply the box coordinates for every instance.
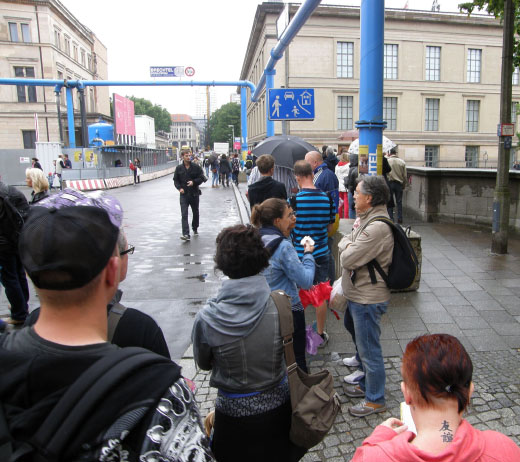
[0,176,241,361]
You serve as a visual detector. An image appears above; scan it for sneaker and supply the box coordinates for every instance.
[180,235,190,241]
[193,229,199,235]
[344,385,365,398]
[318,331,329,348]
[342,355,361,368]
[349,400,387,417]
[344,369,365,385]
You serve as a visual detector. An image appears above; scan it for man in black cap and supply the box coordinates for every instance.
[0,203,213,461]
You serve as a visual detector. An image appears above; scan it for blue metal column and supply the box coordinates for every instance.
[266,70,276,137]
[356,0,385,176]
[241,86,248,154]
[65,86,76,148]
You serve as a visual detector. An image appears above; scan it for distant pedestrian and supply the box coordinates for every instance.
[324,146,339,172]
[63,154,72,169]
[346,153,359,219]
[231,153,240,186]
[31,157,42,170]
[209,155,219,188]
[55,154,65,190]
[386,148,407,224]
[219,154,231,187]
[335,151,350,219]
[173,149,206,240]
[247,154,287,209]
[203,156,210,178]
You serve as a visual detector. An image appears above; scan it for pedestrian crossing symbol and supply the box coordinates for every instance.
[268,88,315,121]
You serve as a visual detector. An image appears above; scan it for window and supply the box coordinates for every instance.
[467,48,481,83]
[466,100,480,132]
[337,96,353,130]
[465,146,479,168]
[513,68,519,85]
[9,22,31,42]
[512,102,518,124]
[425,146,439,167]
[64,36,71,55]
[87,53,92,71]
[337,42,354,78]
[22,130,37,149]
[14,66,36,102]
[384,44,398,80]
[383,97,397,130]
[81,49,86,67]
[73,44,78,61]
[426,46,441,81]
[89,88,95,112]
[54,29,61,49]
[425,98,439,131]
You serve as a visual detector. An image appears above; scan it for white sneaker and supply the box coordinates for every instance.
[318,331,329,348]
[343,369,365,384]
[342,355,361,368]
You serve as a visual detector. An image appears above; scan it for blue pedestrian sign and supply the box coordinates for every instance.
[268,88,315,121]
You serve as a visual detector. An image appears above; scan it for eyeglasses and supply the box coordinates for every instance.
[289,211,297,217]
[120,245,135,256]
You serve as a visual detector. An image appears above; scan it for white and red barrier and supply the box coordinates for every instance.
[65,179,106,191]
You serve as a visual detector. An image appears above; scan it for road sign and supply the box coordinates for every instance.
[185,66,195,77]
[268,88,315,121]
[150,66,184,77]
[498,123,515,136]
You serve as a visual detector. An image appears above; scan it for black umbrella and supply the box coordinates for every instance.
[252,135,318,169]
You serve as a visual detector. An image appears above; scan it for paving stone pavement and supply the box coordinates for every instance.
[185,184,520,460]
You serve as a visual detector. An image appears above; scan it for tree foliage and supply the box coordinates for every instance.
[209,103,241,146]
[127,96,172,132]
[459,0,520,66]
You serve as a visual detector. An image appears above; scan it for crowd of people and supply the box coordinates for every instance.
[0,142,518,461]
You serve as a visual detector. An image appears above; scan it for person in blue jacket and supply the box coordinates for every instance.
[252,198,315,372]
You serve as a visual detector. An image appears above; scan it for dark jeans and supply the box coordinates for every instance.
[220,173,230,187]
[232,171,239,185]
[180,193,199,236]
[292,309,307,373]
[133,169,140,184]
[0,252,29,321]
[388,181,403,222]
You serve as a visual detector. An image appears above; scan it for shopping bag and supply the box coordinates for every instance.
[299,281,332,308]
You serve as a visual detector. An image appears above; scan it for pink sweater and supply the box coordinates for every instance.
[352,419,520,462]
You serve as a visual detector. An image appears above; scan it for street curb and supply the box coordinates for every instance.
[232,183,250,224]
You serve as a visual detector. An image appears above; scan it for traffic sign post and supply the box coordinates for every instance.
[268,88,315,121]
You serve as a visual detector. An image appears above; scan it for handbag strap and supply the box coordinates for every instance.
[270,290,297,374]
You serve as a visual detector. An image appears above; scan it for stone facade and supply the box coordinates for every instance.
[0,0,109,148]
[240,4,519,168]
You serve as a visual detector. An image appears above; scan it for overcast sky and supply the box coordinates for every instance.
[60,0,482,116]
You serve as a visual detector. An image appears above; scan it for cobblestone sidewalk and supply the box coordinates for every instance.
[188,348,520,461]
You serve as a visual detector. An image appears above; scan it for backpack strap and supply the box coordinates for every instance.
[357,216,393,285]
[270,291,297,374]
[28,347,166,460]
[107,302,127,342]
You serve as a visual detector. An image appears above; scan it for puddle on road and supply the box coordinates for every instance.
[164,268,187,272]
[186,274,208,282]
[189,300,204,306]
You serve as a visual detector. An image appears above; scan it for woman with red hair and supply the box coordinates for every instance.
[352,334,520,461]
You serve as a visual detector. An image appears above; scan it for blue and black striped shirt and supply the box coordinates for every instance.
[291,188,335,259]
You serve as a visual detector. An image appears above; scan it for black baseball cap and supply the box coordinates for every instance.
[19,206,119,290]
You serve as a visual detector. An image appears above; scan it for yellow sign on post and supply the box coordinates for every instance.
[377,144,382,176]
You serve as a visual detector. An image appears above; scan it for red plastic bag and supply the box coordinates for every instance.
[299,281,333,308]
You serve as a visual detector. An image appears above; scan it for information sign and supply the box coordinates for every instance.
[268,88,315,121]
[150,66,184,77]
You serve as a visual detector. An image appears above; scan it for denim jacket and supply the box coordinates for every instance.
[262,237,315,310]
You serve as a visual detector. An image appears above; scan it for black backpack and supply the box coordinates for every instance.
[360,216,419,291]
[0,184,27,241]
[0,347,167,462]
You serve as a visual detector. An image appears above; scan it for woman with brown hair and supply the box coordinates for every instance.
[352,333,520,461]
[192,224,306,461]
[251,198,315,372]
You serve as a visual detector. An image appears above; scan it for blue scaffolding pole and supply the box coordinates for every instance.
[0,78,255,149]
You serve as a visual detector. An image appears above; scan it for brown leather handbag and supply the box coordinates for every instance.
[271,290,340,450]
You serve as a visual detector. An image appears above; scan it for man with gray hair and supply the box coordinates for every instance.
[338,175,394,418]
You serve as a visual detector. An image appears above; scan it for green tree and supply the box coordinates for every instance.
[127,96,172,132]
[209,103,241,147]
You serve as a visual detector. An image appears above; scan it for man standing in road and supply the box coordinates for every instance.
[386,147,407,224]
[291,160,335,347]
[339,176,393,417]
[247,154,287,209]
[174,148,206,241]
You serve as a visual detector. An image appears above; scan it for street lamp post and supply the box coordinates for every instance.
[228,124,235,154]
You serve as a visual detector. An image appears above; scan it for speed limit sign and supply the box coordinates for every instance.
[185,67,195,77]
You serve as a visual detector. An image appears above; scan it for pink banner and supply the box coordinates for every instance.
[113,94,136,136]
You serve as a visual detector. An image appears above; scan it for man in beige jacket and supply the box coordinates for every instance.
[386,147,407,224]
[338,175,394,417]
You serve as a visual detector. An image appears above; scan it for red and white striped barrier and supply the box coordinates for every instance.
[65,179,106,191]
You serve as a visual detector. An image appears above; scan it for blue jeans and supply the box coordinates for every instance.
[212,171,219,186]
[347,299,388,404]
[348,191,356,219]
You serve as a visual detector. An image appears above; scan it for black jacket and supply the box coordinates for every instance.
[219,159,231,174]
[173,161,205,195]
[248,176,287,210]
[0,182,29,253]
